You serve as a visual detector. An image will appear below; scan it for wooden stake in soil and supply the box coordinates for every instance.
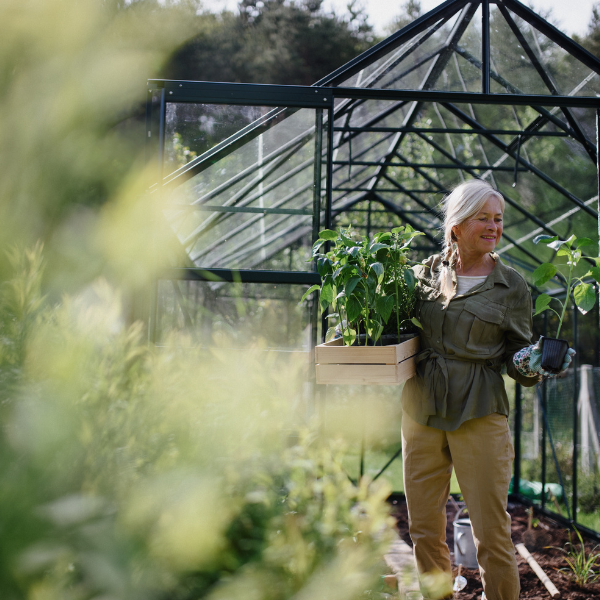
[523,508,550,552]
[515,543,561,598]
[453,564,461,599]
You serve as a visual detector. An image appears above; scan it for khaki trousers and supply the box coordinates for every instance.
[402,412,520,600]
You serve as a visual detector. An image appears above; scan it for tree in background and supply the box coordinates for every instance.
[165,0,376,85]
[385,0,422,35]
[574,2,600,58]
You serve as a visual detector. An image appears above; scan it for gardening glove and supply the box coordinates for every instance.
[512,343,540,378]
[559,347,576,374]
[513,343,575,378]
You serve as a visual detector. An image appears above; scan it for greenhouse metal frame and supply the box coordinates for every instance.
[147,0,600,538]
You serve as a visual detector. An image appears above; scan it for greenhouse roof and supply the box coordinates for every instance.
[149,0,600,293]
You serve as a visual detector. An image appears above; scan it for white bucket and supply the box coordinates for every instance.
[453,518,478,569]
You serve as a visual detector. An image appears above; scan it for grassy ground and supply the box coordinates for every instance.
[575,510,600,533]
[341,448,462,494]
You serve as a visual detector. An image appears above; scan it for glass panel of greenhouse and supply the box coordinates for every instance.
[162,102,326,272]
[156,279,315,350]
[148,0,600,537]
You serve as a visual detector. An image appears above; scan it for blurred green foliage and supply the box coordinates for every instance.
[0,0,202,293]
[0,234,397,600]
[0,1,402,599]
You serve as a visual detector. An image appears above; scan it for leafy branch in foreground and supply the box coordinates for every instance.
[532,234,600,338]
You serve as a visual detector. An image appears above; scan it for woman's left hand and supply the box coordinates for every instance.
[530,343,576,377]
[513,344,576,378]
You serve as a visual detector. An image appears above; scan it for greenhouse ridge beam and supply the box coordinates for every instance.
[148,80,333,107]
[334,126,570,137]
[334,160,527,171]
[332,88,600,109]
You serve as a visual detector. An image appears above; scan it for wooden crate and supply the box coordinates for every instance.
[315,335,420,385]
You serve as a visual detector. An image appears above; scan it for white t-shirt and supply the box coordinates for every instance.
[456,275,488,296]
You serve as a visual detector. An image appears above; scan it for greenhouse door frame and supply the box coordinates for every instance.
[147,78,600,538]
[146,80,336,352]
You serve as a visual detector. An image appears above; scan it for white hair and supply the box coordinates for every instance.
[438,179,505,300]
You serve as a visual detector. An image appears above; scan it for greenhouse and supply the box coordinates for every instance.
[147,0,600,539]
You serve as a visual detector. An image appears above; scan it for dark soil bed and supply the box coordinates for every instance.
[390,498,600,599]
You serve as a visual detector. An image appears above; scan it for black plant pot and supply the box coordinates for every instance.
[539,336,570,374]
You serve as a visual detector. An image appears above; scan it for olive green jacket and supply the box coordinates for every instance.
[401,253,540,431]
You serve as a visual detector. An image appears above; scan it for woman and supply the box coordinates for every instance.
[401,179,572,600]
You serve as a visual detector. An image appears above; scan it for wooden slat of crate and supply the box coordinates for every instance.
[315,356,416,385]
[315,335,420,365]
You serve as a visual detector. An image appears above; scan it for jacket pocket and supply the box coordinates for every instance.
[463,297,506,354]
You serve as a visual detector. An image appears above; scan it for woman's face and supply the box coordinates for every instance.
[452,195,504,256]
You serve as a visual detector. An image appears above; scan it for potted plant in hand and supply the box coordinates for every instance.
[532,234,600,373]
[300,225,423,385]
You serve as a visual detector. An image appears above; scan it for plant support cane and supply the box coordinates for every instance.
[532,234,600,373]
[515,543,561,598]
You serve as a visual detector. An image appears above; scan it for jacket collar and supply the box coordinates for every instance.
[487,253,511,288]
[452,252,510,296]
